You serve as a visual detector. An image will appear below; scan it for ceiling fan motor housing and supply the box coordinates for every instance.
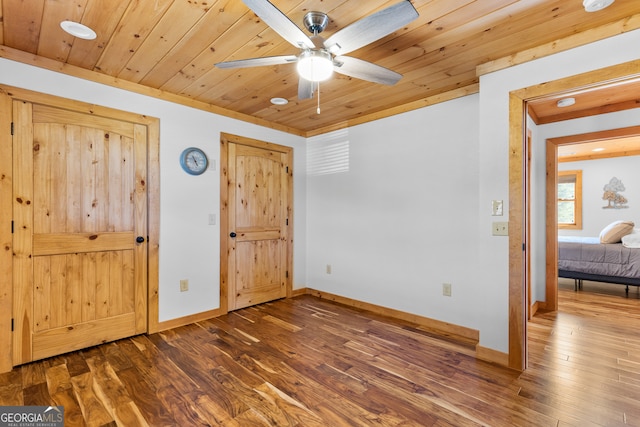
[303,12,329,34]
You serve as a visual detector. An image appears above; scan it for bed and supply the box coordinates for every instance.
[558,229,640,294]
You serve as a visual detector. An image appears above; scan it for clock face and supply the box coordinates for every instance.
[180,147,208,175]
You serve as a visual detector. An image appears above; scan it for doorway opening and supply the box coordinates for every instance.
[544,127,640,310]
[508,59,640,371]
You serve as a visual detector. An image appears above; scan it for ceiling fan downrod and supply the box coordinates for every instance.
[302,11,329,35]
[302,12,329,115]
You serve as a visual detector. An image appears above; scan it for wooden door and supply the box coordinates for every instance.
[221,134,292,311]
[13,101,148,365]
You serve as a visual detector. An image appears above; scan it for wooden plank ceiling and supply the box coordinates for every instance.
[0,0,639,136]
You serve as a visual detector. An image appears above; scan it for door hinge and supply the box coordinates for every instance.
[11,220,14,234]
[286,166,289,173]
[11,122,14,136]
[286,218,289,226]
[11,318,14,332]
[285,271,289,278]
[522,243,526,251]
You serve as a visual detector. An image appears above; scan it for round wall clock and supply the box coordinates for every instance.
[179,147,208,175]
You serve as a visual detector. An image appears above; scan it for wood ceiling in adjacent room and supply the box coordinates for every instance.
[1,0,639,136]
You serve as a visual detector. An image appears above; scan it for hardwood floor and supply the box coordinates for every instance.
[1,289,640,426]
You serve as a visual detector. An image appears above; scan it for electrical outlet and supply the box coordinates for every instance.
[180,279,189,292]
[326,264,332,274]
[442,283,452,297]
[492,221,509,236]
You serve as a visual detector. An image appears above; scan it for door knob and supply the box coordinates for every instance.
[136,236,145,243]
[230,232,237,238]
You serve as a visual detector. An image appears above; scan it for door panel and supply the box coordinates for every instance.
[13,101,147,364]
[223,135,292,311]
[234,239,285,309]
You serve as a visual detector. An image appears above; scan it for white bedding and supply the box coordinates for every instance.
[622,231,640,249]
[558,236,599,244]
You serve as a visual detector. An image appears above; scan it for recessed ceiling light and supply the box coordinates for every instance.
[592,147,605,152]
[270,97,289,105]
[556,97,576,108]
[583,0,615,12]
[60,21,97,40]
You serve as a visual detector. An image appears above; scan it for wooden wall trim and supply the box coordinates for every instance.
[305,84,479,138]
[477,13,640,76]
[146,117,161,334]
[304,288,480,345]
[290,288,307,297]
[544,139,559,312]
[0,88,14,373]
[476,345,510,368]
[530,300,540,318]
[154,308,225,333]
[558,149,640,163]
[549,125,640,145]
[219,135,230,316]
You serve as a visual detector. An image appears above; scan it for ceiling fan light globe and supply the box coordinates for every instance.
[297,50,333,82]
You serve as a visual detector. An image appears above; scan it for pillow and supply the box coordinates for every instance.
[599,220,635,244]
[622,231,640,248]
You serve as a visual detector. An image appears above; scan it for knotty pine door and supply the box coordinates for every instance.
[12,101,148,365]
[221,134,293,311]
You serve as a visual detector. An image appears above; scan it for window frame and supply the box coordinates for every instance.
[557,169,582,230]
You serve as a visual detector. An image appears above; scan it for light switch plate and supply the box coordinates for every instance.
[492,200,503,216]
[442,283,452,297]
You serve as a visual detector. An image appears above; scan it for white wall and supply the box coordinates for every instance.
[306,96,481,330]
[559,155,640,237]
[0,58,307,322]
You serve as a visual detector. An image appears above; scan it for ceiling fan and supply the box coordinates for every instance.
[215,0,419,102]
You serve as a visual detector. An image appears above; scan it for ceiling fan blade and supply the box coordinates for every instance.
[298,76,315,99]
[215,55,297,69]
[243,0,315,49]
[324,1,418,55]
[333,56,402,85]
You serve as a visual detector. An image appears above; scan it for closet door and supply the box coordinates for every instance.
[13,102,148,364]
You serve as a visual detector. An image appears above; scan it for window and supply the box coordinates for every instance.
[558,170,582,229]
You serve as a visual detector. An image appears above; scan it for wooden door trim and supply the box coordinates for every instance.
[0,89,12,372]
[544,139,559,312]
[220,133,294,315]
[526,129,533,320]
[544,125,640,312]
[508,59,640,371]
[0,85,160,372]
